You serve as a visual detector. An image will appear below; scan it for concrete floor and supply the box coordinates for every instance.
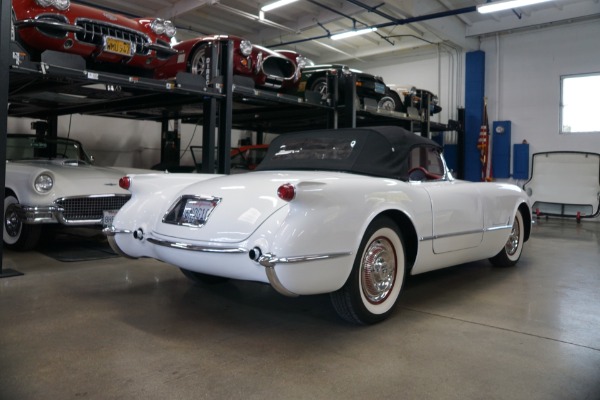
[1,219,599,400]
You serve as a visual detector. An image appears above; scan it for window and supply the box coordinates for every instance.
[407,146,444,181]
[560,73,600,134]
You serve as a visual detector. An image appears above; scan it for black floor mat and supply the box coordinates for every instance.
[38,228,119,262]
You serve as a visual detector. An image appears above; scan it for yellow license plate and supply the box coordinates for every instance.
[104,36,132,56]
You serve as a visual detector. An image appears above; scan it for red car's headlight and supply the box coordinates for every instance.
[151,19,177,38]
[35,0,70,10]
[240,40,252,57]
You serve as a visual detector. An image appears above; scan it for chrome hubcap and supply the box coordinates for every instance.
[506,217,521,256]
[191,49,207,77]
[5,204,21,238]
[361,237,396,304]
[378,97,395,111]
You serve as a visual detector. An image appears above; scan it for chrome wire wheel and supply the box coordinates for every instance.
[489,209,525,267]
[360,237,396,304]
[331,216,405,325]
[189,45,208,78]
[505,216,521,256]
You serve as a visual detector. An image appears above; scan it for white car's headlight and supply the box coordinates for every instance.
[35,0,70,10]
[34,173,54,193]
[296,56,310,69]
[164,20,176,38]
[240,40,253,57]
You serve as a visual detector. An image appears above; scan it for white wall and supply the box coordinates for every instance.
[361,19,600,163]
[7,115,254,169]
[481,19,600,159]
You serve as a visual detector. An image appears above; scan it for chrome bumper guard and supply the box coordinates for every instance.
[16,204,109,226]
[15,19,83,33]
[15,204,59,224]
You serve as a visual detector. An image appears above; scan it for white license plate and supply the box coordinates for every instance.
[102,210,118,227]
[374,82,386,94]
[104,36,133,56]
[180,199,216,226]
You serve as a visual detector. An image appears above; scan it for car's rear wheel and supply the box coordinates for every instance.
[377,95,396,111]
[489,209,525,267]
[188,44,210,79]
[330,216,405,325]
[3,193,41,251]
[180,268,229,284]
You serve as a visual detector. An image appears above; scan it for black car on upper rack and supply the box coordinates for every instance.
[296,64,403,112]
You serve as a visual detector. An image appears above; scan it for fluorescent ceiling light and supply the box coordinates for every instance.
[331,27,377,41]
[477,0,552,14]
[261,0,298,12]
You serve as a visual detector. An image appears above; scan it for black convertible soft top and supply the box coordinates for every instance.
[256,126,442,180]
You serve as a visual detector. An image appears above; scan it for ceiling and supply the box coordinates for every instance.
[80,0,600,65]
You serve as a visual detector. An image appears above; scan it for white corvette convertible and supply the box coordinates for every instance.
[4,134,152,250]
[106,126,531,324]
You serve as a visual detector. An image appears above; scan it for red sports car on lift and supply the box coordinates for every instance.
[154,35,311,92]
[12,0,177,75]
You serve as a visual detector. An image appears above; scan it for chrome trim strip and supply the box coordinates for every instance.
[146,42,178,55]
[102,226,132,237]
[15,18,83,33]
[146,237,245,253]
[420,225,512,241]
[257,252,351,268]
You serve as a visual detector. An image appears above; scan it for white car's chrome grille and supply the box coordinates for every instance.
[74,19,150,55]
[55,195,130,222]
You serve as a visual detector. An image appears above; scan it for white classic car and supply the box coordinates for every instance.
[4,133,152,250]
[105,126,531,324]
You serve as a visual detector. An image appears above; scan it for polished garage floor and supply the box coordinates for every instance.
[1,219,599,400]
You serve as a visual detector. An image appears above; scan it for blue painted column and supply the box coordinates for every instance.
[464,51,485,182]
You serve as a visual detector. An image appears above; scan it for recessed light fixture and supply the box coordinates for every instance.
[261,0,298,12]
[331,27,378,41]
[477,0,553,14]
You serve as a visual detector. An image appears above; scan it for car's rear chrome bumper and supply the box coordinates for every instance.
[103,226,351,297]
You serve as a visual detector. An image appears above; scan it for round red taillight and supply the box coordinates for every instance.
[119,176,131,190]
[277,183,296,202]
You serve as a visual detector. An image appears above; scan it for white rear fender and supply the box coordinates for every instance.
[112,173,222,235]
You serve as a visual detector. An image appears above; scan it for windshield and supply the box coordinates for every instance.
[6,136,91,163]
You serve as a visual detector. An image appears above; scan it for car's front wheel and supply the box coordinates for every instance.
[489,209,525,267]
[188,44,210,80]
[330,216,405,324]
[3,193,41,251]
[309,76,329,102]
